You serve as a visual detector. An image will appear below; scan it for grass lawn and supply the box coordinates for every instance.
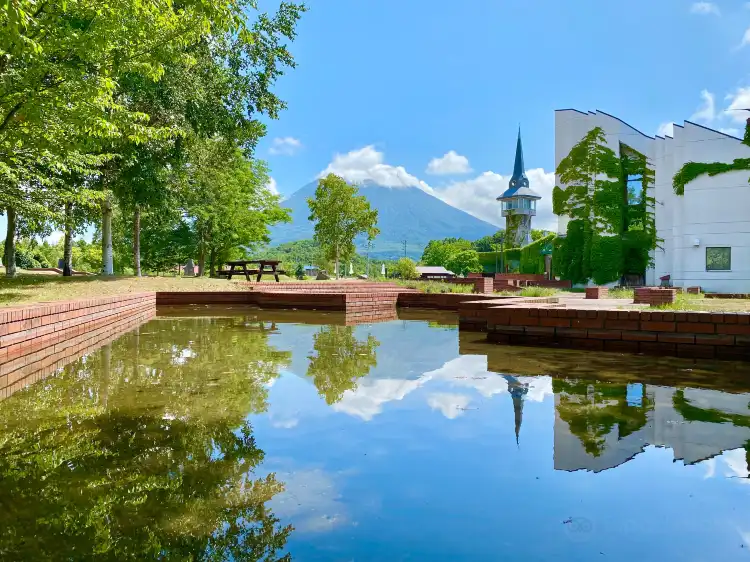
[0,272,253,307]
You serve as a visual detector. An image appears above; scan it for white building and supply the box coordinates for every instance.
[555,109,750,293]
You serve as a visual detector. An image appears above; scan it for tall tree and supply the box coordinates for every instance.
[307,174,380,279]
[183,140,289,277]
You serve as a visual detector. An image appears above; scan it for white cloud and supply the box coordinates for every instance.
[656,122,674,137]
[427,392,472,419]
[271,416,298,429]
[741,27,750,48]
[266,176,279,195]
[724,87,750,122]
[268,468,348,533]
[319,145,555,230]
[690,2,720,15]
[269,136,302,156]
[432,168,557,231]
[690,89,717,123]
[426,150,472,175]
[319,145,431,190]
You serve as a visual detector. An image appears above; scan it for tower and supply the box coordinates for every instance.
[497,128,541,247]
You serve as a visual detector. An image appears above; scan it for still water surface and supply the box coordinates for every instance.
[3,307,750,561]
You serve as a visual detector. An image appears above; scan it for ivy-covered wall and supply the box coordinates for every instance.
[477,233,556,275]
[552,127,656,285]
[672,120,750,195]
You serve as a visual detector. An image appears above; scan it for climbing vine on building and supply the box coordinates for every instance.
[552,127,656,284]
[672,120,750,195]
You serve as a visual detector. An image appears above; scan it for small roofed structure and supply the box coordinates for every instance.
[416,266,456,280]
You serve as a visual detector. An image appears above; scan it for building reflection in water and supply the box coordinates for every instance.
[553,380,750,473]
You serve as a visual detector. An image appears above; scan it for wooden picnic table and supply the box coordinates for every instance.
[219,260,283,282]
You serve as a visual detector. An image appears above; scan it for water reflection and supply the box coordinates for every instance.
[0,317,293,561]
[2,308,750,560]
[306,325,379,405]
[554,380,750,473]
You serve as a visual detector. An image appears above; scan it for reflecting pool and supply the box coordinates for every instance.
[2,307,750,561]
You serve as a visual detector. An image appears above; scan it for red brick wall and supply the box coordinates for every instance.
[0,293,156,364]
[0,307,153,401]
[476,306,750,360]
[634,288,677,306]
[586,287,609,299]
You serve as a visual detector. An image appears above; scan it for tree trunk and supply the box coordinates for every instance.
[102,195,114,275]
[4,206,16,278]
[100,343,111,408]
[198,242,206,278]
[133,204,141,277]
[209,247,216,278]
[63,202,73,276]
[335,244,340,279]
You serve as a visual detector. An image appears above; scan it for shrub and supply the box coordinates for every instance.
[395,257,419,280]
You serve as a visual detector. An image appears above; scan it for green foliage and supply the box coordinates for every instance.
[555,379,652,457]
[184,140,290,275]
[519,286,559,297]
[445,249,482,277]
[294,264,306,279]
[0,0,306,278]
[552,186,567,215]
[421,238,473,266]
[472,230,505,252]
[672,159,750,195]
[505,212,523,248]
[553,129,656,284]
[519,233,556,275]
[589,235,623,285]
[307,174,379,276]
[395,257,420,280]
[395,280,470,294]
[0,316,293,559]
[306,326,379,405]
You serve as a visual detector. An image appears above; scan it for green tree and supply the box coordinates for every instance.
[306,325,379,405]
[182,140,289,277]
[473,230,506,252]
[446,249,482,276]
[421,238,473,267]
[307,174,379,279]
[395,257,419,280]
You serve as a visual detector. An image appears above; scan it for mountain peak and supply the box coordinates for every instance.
[270,181,497,259]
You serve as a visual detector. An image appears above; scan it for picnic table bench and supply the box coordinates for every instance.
[218,260,285,282]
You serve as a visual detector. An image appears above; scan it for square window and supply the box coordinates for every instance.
[706,247,731,271]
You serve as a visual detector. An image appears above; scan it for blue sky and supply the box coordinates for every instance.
[255,0,750,231]
[6,0,750,241]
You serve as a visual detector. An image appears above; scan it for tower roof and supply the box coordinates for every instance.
[498,127,541,200]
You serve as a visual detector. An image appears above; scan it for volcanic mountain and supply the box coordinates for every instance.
[268,181,498,259]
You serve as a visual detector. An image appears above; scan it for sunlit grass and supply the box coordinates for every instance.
[518,286,559,298]
[0,272,252,307]
[608,288,634,299]
[395,280,471,294]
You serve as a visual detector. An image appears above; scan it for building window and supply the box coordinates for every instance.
[706,247,731,271]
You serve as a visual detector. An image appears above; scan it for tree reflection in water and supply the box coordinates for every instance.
[0,317,293,561]
[554,379,653,457]
[306,325,379,405]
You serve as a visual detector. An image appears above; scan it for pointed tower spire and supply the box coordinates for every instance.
[513,126,525,178]
[508,127,528,190]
